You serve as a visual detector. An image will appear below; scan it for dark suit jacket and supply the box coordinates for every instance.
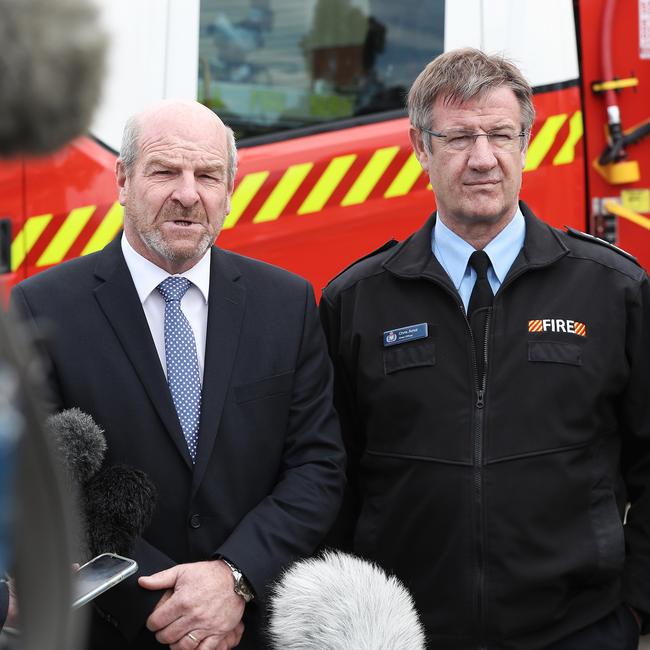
[11,239,345,649]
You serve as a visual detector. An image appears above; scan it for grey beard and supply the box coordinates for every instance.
[140,227,214,265]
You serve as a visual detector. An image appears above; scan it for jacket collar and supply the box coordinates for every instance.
[383,201,568,286]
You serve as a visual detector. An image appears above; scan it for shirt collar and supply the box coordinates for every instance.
[121,233,211,304]
[432,207,526,287]
[432,217,475,290]
[483,208,526,283]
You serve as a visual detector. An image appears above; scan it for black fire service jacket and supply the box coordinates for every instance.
[319,202,650,649]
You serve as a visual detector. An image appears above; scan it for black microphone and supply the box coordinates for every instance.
[268,550,426,650]
[45,409,156,561]
[0,0,107,156]
[83,464,157,559]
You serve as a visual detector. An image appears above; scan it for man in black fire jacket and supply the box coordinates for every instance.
[320,48,650,649]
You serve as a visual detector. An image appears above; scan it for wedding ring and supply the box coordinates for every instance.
[187,632,199,644]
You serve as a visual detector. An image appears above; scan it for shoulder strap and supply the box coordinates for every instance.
[564,227,640,266]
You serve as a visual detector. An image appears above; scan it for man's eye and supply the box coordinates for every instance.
[489,132,513,142]
[448,135,474,147]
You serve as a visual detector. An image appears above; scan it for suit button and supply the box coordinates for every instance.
[189,514,201,529]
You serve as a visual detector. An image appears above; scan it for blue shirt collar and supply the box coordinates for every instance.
[431,207,526,293]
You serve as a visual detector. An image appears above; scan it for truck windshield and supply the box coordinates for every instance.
[198,0,445,141]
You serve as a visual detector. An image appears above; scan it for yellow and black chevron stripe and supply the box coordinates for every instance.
[10,111,584,273]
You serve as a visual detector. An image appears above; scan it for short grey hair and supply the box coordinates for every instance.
[408,48,535,151]
[119,113,239,185]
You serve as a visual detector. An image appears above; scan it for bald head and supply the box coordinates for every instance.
[116,99,237,274]
[120,100,238,184]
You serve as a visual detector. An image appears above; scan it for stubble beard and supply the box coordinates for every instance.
[135,202,219,267]
[141,226,214,265]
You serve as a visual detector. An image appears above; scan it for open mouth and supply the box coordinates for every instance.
[172,220,196,227]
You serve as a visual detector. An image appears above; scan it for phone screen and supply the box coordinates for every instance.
[72,553,138,608]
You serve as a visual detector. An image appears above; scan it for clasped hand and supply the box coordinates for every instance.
[139,560,245,649]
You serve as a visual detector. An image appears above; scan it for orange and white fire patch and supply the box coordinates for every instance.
[528,319,587,337]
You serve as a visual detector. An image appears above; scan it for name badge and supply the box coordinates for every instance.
[383,322,428,347]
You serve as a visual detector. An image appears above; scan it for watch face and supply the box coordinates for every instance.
[235,578,254,602]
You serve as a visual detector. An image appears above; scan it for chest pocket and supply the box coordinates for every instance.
[383,342,436,375]
[528,341,582,366]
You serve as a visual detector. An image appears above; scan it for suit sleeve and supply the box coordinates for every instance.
[621,273,650,631]
[215,283,345,599]
[318,288,364,550]
[10,285,175,642]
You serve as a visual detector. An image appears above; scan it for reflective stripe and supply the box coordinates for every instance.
[225,171,269,229]
[12,110,586,272]
[81,202,124,256]
[524,114,568,171]
[553,111,583,166]
[341,146,399,206]
[253,163,314,223]
[298,154,357,215]
[37,205,95,267]
[384,153,423,198]
[11,214,52,272]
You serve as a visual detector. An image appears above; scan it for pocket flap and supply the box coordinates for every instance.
[528,341,582,366]
[234,371,294,403]
[384,342,435,374]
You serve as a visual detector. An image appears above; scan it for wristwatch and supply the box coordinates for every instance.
[221,558,255,603]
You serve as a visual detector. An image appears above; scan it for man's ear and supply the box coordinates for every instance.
[409,126,430,171]
[116,159,128,206]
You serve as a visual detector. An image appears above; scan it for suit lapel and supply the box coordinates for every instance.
[92,239,193,468]
[192,248,245,492]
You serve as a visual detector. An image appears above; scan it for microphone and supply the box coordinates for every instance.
[0,0,107,156]
[45,409,156,561]
[45,408,106,486]
[268,550,426,650]
[83,464,157,559]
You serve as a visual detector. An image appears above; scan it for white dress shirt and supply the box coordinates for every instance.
[121,234,210,383]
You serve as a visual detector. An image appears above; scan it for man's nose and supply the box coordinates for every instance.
[171,172,200,207]
[467,136,498,171]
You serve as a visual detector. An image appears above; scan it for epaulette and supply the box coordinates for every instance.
[564,226,640,266]
[330,239,399,281]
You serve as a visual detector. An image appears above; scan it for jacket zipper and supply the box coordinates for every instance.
[462,303,491,646]
[420,276,495,647]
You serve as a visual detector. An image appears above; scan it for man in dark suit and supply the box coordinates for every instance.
[11,100,345,650]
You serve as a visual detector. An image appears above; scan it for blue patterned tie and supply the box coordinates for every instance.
[157,277,201,462]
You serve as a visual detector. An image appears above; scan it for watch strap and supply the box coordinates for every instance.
[221,558,255,603]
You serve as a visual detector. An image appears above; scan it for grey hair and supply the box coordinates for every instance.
[119,112,239,185]
[119,113,140,176]
[408,48,535,152]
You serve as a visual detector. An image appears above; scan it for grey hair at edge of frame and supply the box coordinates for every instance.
[118,113,239,185]
[407,47,535,152]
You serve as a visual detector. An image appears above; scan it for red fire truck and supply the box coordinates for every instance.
[1,0,649,294]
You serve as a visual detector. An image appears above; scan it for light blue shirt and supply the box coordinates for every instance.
[431,208,526,312]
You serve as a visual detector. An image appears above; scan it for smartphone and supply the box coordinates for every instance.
[72,553,138,609]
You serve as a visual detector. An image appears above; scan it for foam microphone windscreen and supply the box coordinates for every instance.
[268,551,427,650]
[83,465,157,559]
[0,0,107,156]
[45,407,106,486]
